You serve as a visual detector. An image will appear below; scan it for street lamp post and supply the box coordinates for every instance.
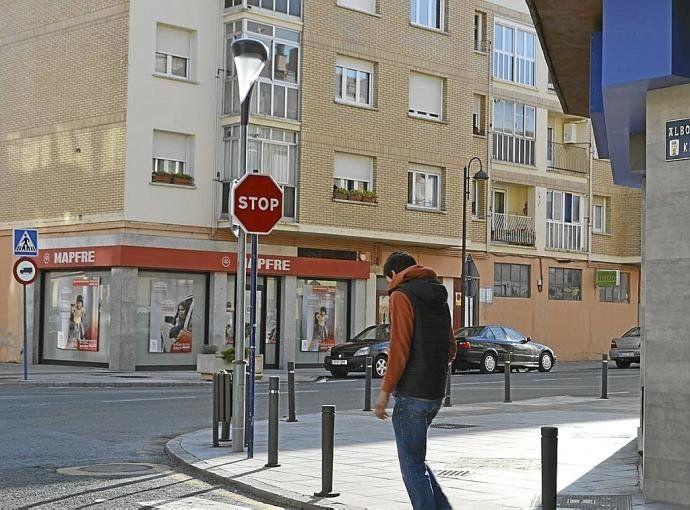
[230,38,268,454]
[460,157,488,329]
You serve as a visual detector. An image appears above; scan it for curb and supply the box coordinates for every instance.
[164,433,361,510]
[0,381,212,388]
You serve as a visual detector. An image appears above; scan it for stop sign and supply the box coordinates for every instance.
[232,173,283,235]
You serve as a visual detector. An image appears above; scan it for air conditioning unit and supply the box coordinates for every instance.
[563,123,578,144]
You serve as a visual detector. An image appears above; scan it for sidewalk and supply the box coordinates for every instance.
[166,395,686,510]
[0,362,328,388]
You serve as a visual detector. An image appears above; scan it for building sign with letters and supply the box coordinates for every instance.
[666,119,690,161]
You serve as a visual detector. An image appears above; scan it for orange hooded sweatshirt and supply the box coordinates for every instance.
[381,265,457,394]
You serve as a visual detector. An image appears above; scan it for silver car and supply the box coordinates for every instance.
[609,326,640,368]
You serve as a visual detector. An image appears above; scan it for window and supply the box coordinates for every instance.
[408,164,442,209]
[155,24,193,79]
[335,56,374,107]
[600,273,630,303]
[411,0,444,30]
[492,99,536,165]
[494,263,530,298]
[223,125,298,219]
[474,11,487,51]
[473,94,486,135]
[547,126,554,165]
[548,267,582,301]
[494,22,536,86]
[334,152,374,192]
[224,21,300,120]
[504,327,526,342]
[226,0,302,17]
[592,197,610,234]
[409,72,444,120]
[546,190,585,251]
[337,0,376,13]
[153,130,193,176]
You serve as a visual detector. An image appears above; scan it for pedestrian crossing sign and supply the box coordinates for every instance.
[13,229,39,257]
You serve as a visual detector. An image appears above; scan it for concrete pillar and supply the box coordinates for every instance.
[365,273,377,326]
[351,279,367,334]
[208,272,228,348]
[280,276,297,368]
[534,186,547,249]
[109,267,138,372]
[28,280,41,364]
[442,277,454,323]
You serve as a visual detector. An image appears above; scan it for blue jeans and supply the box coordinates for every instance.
[392,394,452,510]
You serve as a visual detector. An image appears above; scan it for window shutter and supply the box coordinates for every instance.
[409,72,443,118]
[334,153,373,182]
[157,24,191,57]
[337,0,376,13]
[154,131,189,162]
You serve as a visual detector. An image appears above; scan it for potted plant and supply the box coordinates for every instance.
[151,171,173,184]
[196,344,224,380]
[172,173,194,186]
[348,189,363,201]
[220,347,264,379]
[361,190,377,203]
[333,186,349,200]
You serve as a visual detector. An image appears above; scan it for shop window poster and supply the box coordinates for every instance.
[301,285,336,352]
[57,276,100,351]
[149,279,194,353]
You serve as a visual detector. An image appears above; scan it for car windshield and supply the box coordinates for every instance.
[352,325,388,342]
[454,326,485,338]
[623,327,640,337]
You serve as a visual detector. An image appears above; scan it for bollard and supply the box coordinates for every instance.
[504,353,512,403]
[245,371,250,447]
[265,376,280,468]
[287,361,297,422]
[212,370,232,447]
[314,405,340,498]
[601,353,608,399]
[443,362,452,407]
[363,356,373,411]
[541,426,558,510]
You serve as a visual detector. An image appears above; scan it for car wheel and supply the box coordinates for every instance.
[330,369,348,378]
[538,352,554,372]
[615,360,632,369]
[373,355,388,378]
[480,352,498,374]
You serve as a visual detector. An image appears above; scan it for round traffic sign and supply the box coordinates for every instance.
[13,257,38,285]
[232,173,284,235]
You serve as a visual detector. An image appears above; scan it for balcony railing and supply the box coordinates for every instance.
[492,213,535,246]
[493,133,536,166]
[547,142,589,174]
[546,221,586,252]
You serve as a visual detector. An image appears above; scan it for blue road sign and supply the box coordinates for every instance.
[13,229,39,257]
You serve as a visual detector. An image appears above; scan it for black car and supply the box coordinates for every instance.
[453,325,556,374]
[324,325,390,378]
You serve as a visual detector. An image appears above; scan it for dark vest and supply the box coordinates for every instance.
[394,278,451,400]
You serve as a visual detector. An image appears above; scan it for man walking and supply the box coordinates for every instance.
[375,252,456,509]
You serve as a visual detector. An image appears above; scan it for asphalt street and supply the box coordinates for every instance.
[0,365,641,509]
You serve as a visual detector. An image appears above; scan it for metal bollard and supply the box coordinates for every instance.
[287,361,297,422]
[314,405,340,498]
[504,353,512,403]
[245,371,250,447]
[265,376,280,468]
[212,370,232,447]
[601,353,608,399]
[363,356,373,411]
[443,362,452,407]
[541,426,558,510]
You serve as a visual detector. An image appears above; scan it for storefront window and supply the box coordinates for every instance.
[42,271,112,364]
[135,272,207,367]
[296,279,349,365]
[376,276,390,325]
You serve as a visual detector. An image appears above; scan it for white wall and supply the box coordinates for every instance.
[124,0,221,226]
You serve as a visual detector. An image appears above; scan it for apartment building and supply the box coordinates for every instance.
[0,0,640,370]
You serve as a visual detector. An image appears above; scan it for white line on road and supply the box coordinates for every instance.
[103,396,201,403]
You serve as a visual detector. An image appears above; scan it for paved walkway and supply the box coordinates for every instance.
[166,396,687,510]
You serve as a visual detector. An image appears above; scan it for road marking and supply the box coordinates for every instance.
[103,396,201,403]
[255,390,318,396]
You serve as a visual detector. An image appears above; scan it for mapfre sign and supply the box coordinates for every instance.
[232,173,283,235]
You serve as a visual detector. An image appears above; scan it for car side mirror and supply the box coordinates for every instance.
[523,337,531,343]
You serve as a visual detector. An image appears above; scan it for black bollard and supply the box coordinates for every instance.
[541,426,558,510]
[245,371,250,447]
[363,356,373,411]
[314,405,340,498]
[265,376,280,468]
[601,353,608,399]
[504,353,512,403]
[287,361,297,422]
[443,362,452,407]
[213,370,232,446]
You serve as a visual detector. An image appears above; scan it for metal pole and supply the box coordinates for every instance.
[504,352,512,403]
[287,361,297,422]
[601,353,608,399]
[460,166,469,330]
[213,372,220,447]
[221,371,231,441]
[314,405,340,498]
[247,233,258,458]
[23,285,28,381]
[443,363,451,407]
[266,376,280,468]
[541,426,558,510]
[363,356,372,411]
[232,90,252,453]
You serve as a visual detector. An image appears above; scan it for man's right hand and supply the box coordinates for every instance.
[375,391,390,420]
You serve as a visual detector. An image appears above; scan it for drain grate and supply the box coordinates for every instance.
[57,462,167,477]
[556,495,632,509]
[436,469,470,479]
[431,423,477,430]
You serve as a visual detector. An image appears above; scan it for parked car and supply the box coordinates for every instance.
[609,326,640,368]
[324,325,390,378]
[453,325,556,374]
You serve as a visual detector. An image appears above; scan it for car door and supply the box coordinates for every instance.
[502,327,533,365]
[487,326,512,363]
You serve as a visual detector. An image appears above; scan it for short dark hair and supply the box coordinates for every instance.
[383,252,417,279]
[76,295,84,304]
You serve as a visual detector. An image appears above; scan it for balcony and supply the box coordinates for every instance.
[546,221,586,252]
[547,142,589,174]
[492,213,535,246]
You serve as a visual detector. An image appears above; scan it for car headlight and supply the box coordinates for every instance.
[354,347,370,357]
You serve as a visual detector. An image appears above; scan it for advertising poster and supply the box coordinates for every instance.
[57,276,100,351]
[149,279,194,353]
[301,285,336,352]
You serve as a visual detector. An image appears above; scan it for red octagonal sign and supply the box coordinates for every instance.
[232,173,283,235]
